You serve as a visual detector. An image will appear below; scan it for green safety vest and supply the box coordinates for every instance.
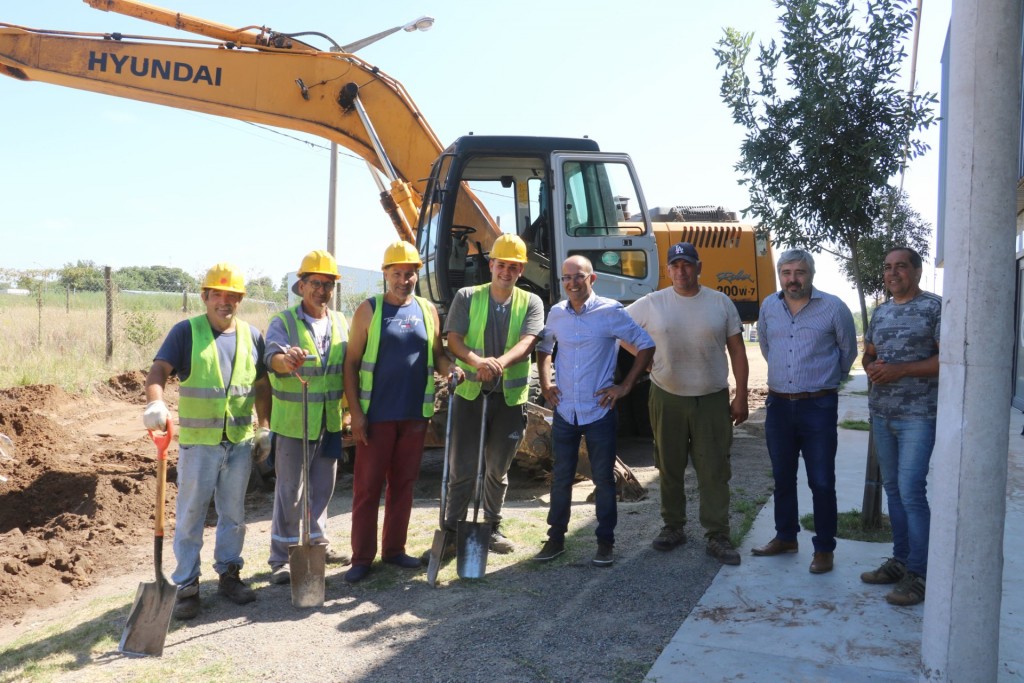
[455,284,531,406]
[268,305,348,438]
[357,294,436,417]
[178,316,257,446]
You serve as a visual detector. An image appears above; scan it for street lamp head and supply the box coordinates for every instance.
[403,16,435,33]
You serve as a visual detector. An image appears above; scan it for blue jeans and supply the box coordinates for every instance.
[871,415,935,576]
[547,410,618,545]
[172,440,252,586]
[764,392,839,553]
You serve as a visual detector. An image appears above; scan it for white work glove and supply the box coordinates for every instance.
[252,427,273,464]
[142,400,169,430]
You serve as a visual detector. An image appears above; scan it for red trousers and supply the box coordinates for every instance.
[350,419,428,566]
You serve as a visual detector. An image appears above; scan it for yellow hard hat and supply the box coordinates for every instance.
[202,262,245,294]
[489,234,528,263]
[297,249,339,278]
[382,240,422,269]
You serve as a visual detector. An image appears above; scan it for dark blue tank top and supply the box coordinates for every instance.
[367,297,430,422]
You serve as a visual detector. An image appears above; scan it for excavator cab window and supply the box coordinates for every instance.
[561,159,648,280]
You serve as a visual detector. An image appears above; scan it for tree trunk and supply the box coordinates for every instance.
[849,245,884,529]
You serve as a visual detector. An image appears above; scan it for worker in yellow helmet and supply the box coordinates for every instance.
[264,249,352,585]
[143,262,271,621]
[341,241,463,583]
[442,234,544,556]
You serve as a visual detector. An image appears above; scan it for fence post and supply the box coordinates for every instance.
[105,267,113,362]
[65,285,70,313]
[36,283,43,349]
[182,289,188,314]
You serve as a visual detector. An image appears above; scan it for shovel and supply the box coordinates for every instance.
[289,372,326,607]
[427,372,459,587]
[457,391,491,579]
[119,420,177,657]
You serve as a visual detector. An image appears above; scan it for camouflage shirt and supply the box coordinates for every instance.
[865,291,941,419]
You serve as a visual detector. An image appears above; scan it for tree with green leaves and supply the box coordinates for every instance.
[715,0,936,529]
[114,265,197,292]
[714,0,936,332]
[58,260,105,292]
[837,188,931,300]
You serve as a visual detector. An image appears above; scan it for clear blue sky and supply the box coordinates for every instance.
[0,0,950,308]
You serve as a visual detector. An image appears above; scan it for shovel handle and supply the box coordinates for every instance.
[147,420,175,540]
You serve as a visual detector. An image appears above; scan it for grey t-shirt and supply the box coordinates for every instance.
[444,285,544,392]
[865,291,941,419]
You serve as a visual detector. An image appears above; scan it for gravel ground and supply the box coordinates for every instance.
[1,351,774,683]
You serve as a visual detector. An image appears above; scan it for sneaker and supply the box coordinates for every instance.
[173,581,200,621]
[861,558,907,585]
[592,541,614,567]
[382,553,422,569]
[532,538,565,562]
[706,535,741,566]
[344,564,371,584]
[886,571,926,606]
[270,565,290,585]
[324,546,352,566]
[652,525,687,552]
[217,563,256,605]
[489,524,515,554]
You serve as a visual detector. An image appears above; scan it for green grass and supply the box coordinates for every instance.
[731,487,770,547]
[801,509,892,543]
[839,419,870,431]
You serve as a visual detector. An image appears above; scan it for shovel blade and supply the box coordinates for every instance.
[426,528,452,587]
[289,543,326,608]
[118,578,176,657]
[456,522,490,579]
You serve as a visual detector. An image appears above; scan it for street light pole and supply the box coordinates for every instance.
[325,16,434,305]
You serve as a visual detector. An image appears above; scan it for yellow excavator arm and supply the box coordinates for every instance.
[0,0,499,246]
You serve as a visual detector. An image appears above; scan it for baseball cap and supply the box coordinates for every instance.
[667,242,699,264]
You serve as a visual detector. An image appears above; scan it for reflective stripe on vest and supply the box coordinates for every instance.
[455,284,531,406]
[358,294,436,417]
[178,316,257,445]
[268,305,348,438]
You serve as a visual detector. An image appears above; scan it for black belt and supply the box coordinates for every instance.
[768,389,837,400]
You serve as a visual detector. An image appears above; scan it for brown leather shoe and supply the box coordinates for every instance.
[751,538,799,556]
[809,552,834,574]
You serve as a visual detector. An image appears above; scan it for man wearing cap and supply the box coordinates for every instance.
[442,234,544,555]
[265,249,350,585]
[753,248,857,574]
[143,263,271,621]
[342,241,463,583]
[626,242,749,565]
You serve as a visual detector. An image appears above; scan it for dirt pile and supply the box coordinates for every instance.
[0,376,178,624]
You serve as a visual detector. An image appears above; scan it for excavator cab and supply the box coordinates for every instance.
[417,135,660,315]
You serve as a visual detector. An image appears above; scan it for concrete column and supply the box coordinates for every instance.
[920,0,1021,680]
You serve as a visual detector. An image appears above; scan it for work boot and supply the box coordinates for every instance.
[886,572,926,606]
[270,564,290,585]
[652,525,687,552]
[174,581,199,618]
[489,523,515,554]
[217,563,256,605]
[860,558,906,585]
[173,580,200,621]
[706,535,741,566]
[324,546,352,566]
[532,538,565,562]
[419,529,457,565]
[592,541,614,568]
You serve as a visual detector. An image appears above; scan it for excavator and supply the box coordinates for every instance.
[0,1,776,495]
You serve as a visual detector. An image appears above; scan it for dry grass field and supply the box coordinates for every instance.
[0,291,279,391]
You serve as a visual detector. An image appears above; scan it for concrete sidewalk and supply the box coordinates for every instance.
[646,373,1023,682]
